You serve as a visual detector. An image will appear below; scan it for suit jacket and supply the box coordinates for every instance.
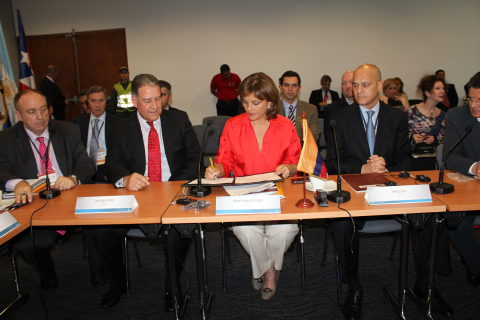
[278,99,320,142]
[73,112,122,182]
[0,120,95,191]
[325,100,412,175]
[444,104,480,175]
[323,97,351,145]
[105,110,201,184]
[309,89,340,118]
[40,77,67,120]
[446,83,459,108]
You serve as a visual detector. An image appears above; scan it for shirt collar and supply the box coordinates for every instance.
[137,111,160,128]
[281,97,297,110]
[359,100,380,115]
[89,112,106,123]
[46,76,54,83]
[24,125,49,141]
[345,97,354,105]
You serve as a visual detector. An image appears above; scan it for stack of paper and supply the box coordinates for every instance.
[2,179,46,199]
[223,182,275,196]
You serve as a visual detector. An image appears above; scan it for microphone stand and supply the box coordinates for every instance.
[327,121,351,203]
[430,124,473,194]
[190,122,213,197]
[39,131,60,199]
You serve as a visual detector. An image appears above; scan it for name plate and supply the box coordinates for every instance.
[75,195,138,214]
[364,185,432,205]
[216,195,281,215]
[0,211,20,238]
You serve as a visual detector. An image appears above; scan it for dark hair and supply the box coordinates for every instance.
[394,77,405,95]
[79,89,88,98]
[87,85,108,100]
[158,80,172,95]
[279,70,301,86]
[131,74,159,97]
[417,75,446,102]
[465,74,480,96]
[320,75,332,84]
[220,64,230,73]
[435,69,445,76]
[238,72,279,120]
[46,65,58,75]
[14,89,46,110]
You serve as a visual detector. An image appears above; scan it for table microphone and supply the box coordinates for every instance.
[190,120,213,197]
[327,120,351,203]
[430,123,473,194]
[39,128,61,199]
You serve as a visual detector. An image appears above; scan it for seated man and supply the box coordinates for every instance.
[0,89,95,290]
[94,74,200,309]
[309,75,340,118]
[444,74,480,288]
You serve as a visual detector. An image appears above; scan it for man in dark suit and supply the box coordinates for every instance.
[309,75,340,118]
[72,85,122,287]
[159,80,180,111]
[92,74,200,309]
[436,69,459,108]
[324,71,355,144]
[443,75,480,288]
[326,64,413,320]
[40,65,69,120]
[0,89,95,290]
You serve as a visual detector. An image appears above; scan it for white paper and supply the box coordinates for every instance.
[187,178,235,185]
[223,182,274,196]
[364,185,432,205]
[0,211,20,238]
[306,180,336,192]
[234,172,282,184]
[75,195,138,214]
[216,195,281,215]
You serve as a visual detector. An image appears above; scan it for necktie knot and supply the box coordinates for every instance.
[366,110,375,120]
[37,137,44,144]
[147,121,154,128]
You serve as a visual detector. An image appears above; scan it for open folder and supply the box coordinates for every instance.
[182,172,284,187]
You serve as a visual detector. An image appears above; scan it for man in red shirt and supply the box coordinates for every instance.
[210,64,241,116]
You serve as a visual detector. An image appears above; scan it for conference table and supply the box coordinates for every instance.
[162,173,447,320]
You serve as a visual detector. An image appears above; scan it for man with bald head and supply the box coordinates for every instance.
[326,64,412,319]
[40,65,69,120]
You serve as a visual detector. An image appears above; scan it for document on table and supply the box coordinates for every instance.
[0,211,20,238]
[224,182,275,196]
[75,195,138,214]
[2,178,46,199]
[183,172,283,187]
[216,195,281,215]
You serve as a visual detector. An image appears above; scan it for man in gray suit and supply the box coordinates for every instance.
[277,70,320,142]
[443,74,480,287]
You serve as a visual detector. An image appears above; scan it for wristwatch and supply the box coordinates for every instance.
[69,175,78,185]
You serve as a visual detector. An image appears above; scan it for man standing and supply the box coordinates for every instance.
[436,69,459,108]
[40,65,69,120]
[0,89,95,290]
[93,74,200,309]
[278,70,320,142]
[110,67,135,118]
[210,64,241,116]
[309,75,340,118]
[158,80,180,111]
[324,71,355,143]
[326,64,412,320]
[443,74,480,288]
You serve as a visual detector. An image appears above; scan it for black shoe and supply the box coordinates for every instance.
[342,290,363,320]
[466,270,480,288]
[412,282,454,317]
[100,288,125,309]
[164,292,174,313]
[90,269,107,287]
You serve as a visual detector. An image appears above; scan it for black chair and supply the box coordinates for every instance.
[123,229,144,297]
[193,124,221,169]
[0,243,28,318]
[202,116,231,135]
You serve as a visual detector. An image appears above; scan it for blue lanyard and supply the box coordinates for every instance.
[91,121,104,148]
[361,110,379,131]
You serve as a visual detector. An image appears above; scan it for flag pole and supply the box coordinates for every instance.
[296,111,314,208]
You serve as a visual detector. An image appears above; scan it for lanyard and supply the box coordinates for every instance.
[91,121,104,148]
[28,136,49,166]
[361,110,379,132]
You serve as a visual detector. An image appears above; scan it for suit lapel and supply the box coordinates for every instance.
[15,124,38,178]
[49,123,69,175]
[160,112,174,167]
[104,114,111,145]
[128,115,146,173]
[349,104,371,158]
[374,102,388,156]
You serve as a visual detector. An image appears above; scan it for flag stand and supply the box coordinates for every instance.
[295,172,314,208]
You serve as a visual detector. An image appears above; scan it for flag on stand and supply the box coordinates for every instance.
[297,118,328,179]
[18,9,36,91]
[0,20,19,128]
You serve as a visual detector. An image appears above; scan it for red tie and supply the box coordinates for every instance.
[443,94,450,108]
[37,137,53,175]
[324,92,328,102]
[147,122,162,182]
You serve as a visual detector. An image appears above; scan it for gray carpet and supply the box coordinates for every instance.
[1,220,479,320]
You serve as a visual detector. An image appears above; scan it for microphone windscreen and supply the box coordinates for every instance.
[207,120,213,126]
[330,119,336,128]
[466,123,474,133]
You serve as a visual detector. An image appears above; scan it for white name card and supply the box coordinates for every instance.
[216,195,281,215]
[364,185,432,205]
[0,211,20,238]
[75,195,138,214]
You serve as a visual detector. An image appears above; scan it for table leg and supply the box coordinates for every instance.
[164,225,182,320]
[194,224,214,320]
[221,223,227,293]
[425,213,438,320]
[299,222,306,291]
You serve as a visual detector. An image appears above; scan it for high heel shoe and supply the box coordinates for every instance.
[261,271,280,300]
[252,277,263,291]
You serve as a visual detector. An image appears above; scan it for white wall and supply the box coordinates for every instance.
[11,0,480,124]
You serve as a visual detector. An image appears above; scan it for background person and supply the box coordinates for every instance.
[379,78,409,111]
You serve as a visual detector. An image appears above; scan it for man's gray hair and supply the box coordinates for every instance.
[131,74,159,97]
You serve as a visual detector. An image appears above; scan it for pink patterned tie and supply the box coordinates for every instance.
[147,122,162,182]
[37,137,53,175]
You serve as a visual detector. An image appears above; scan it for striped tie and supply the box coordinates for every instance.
[288,105,295,126]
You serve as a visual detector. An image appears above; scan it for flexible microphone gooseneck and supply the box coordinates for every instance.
[39,128,61,199]
[190,120,213,197]
[327,120,351,203]
[430,123,473,194]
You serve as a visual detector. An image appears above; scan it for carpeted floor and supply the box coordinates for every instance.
[1,220,479,320]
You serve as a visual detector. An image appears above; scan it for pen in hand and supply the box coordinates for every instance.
[209,157,217,180]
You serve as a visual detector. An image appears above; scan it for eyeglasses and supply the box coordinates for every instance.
[465,97,480,104]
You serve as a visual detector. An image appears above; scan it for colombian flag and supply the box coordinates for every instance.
[297,118,327,179]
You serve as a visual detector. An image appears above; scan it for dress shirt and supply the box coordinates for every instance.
[5,126,63,191]
[215,113,301,177]
[359,100,380,134]
[282,98,298,121]
[46,76,55,83]
[322,89,332,101]
[86,112,107,156]
[345,97,354,105]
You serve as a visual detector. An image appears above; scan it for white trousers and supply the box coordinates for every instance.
[233,221,299,278]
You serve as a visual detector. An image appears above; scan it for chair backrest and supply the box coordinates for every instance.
[474,215,480,226]
[436,144,444,169]
[359,218,402,234]
[202,116,231,135]
[318,118,326,148]
[408,99,423,106]
[193,124,221,154]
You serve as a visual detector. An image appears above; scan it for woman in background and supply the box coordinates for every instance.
[380,78,409,111]
[394,77,409,101]
[205,72,301,300]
